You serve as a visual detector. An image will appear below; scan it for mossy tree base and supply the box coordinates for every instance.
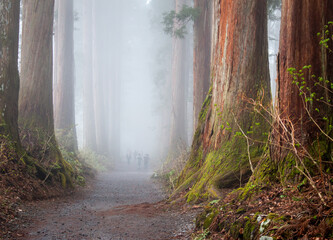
[19,126,74,188]
[172,86,270,203]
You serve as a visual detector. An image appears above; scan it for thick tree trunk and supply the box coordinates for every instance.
[170,0,190,152]
[20,0,56,143]
[275,0,333,159]
[82,0,97,151]
[0,0,20,145]
[19,0,72,186]
[20,0,55,134]
[193,0,212,129]
[54,0,77,152]
[203,0,271,149]
[175,0,271,201]
[19,0,73,186]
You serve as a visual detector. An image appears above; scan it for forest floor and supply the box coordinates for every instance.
[11,163,199,240]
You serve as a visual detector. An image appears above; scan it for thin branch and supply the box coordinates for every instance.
[232,112,254,173]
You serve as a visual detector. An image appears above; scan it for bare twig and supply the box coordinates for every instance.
[232,112,254,173]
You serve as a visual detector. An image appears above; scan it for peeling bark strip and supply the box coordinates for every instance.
[276,0,333,151]
[204,0,271,150]
[0,0,20,144]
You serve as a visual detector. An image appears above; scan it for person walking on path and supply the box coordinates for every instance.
[144,154,149,170]
[137,153,142,169]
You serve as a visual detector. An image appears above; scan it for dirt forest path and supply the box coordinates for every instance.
[18,165,197,240]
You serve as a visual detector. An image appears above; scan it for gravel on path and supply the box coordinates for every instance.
[17,167,197,240]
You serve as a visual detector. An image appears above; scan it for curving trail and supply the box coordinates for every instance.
[18,166,197,240]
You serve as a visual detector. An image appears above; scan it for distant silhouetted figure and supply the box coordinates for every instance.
[126,151,131,165]
[137,153,142,169]
[144,154,149,170]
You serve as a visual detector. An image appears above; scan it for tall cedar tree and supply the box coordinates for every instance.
[19,0,72,185]
[0,0,20,146]
[193,0,212,129]
[170,0,190,151]
[82,0,97,151]
[175,0,271,201]
[54,0,78,153]
[108,0,122,160]
[274,0,333,160]
[92,0,109,155]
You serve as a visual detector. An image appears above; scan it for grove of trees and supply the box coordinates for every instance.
[0,0,332,238]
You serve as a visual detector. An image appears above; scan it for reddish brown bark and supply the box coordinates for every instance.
[276,0,333,151]
[0,0,20,145]
[202,0,271,151]
[193,0,212,129]
[176,0,271,200]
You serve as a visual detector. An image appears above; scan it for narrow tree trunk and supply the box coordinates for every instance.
[92,0,108,155]
[108,0,122,160]
[82,0,97,151]
[170,0,190,152]
[54,0,77,152]
[0,0,20,145]
[274,0,333,159]
[193,0,212,129]
[53,0,59,103]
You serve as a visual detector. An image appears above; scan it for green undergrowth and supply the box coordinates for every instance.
[238,136,333,201]
[191,141,333,239]
[154,146,189,193]
[195,206,279,240]
[22,147,75,188]
[18,125,96,189]
[22,144,95,189]
[59,147,96,186]
[55,127,77,153]
[78,148,113,172]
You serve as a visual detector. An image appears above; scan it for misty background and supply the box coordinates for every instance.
[70,0,280,166]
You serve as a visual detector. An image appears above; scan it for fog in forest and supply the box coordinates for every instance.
[4,0,333,238]
[72,0,177,167]
[68,0,280,168]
